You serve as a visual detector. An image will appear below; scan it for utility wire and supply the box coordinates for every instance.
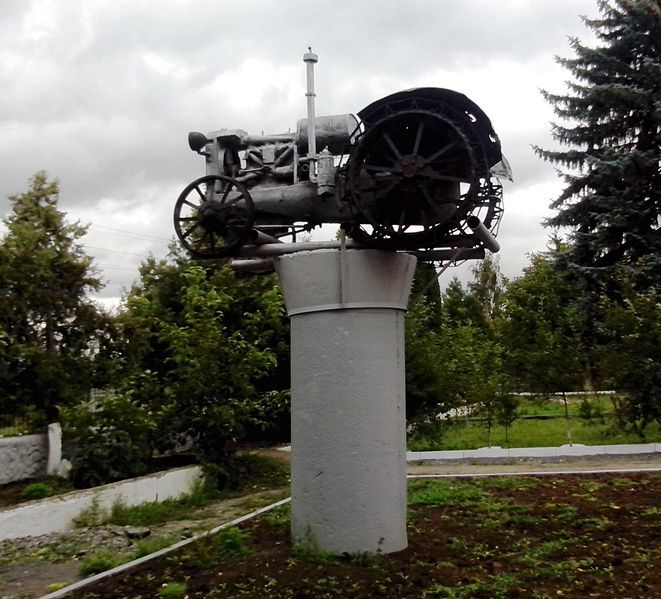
[88,224,171,243]
[83,244,150,259]
[96,263,140,272]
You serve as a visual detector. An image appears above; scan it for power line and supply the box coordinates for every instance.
[83,244,150,259]
[96,263,140,272]
[88,224,171,243]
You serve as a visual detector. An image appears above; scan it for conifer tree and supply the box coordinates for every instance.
[0,173,108,420]
[536,0,660,290]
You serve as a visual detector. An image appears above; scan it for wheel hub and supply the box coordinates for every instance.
[399,154,426,178]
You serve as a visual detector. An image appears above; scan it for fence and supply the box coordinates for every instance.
[0,414,45,438]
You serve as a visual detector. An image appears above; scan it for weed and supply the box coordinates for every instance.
[262,504,290,528]
[477,476,540,492]
[133,536,177,558]
[583,516,614,531]
[157,582,188,598]
[556,505,579,522]
[408,479,486,506]
[72,498,106,528]
[581,480,605,493]
[19,482,53,500]
[505,513,543,527]
[216,526,250,557]
[79,550,125,575]
[292,527,334,563]
[107,497,182,527]
[421,573,520,598]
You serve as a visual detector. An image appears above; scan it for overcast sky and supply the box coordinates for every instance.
[0,0,600,308]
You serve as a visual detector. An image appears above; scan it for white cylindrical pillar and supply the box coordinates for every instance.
[275,249,417,555]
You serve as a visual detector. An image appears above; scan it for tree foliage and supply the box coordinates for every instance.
[0,173,109,420]
[405,262,512,430]
[114,251,290,482]
[594,281,661,428]
[500,252,588,394]
[536,0,661,289]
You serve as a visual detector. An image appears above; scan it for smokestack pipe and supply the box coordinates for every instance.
[467,216,500,253]
[303,48,318,162]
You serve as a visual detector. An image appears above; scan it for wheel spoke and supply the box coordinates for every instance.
[412,121,425,155]
[359,178,400,197]
[363,164,400,174]
[416,182,443,220]
[423,141,457,165]
[182,199,199,209]
[220,183,233,205]
[195,186,206,201]
[182,222,200,240]
[199,230,212,249]
[426,172,472,184]
[382,132,403,160]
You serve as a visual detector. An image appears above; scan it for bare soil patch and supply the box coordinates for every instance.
[69,472,661,598]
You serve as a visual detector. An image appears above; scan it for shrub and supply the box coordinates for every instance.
[62,393,156,488]
[20,482,53,500]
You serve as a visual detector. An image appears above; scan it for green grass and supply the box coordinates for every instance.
[79,550,126,575]
[156,582,188,598]
[408,397,661,450]
[73,455,289,529]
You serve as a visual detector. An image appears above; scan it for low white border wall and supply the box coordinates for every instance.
[407,443,661,462]
[0,465,203,542]
[0,434,48,485]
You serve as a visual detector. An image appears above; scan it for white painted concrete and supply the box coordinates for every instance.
[46,422,64,476]
[407,443,661,462]
[0,433,47,485]
[0,466,202,541]
[276,249,416,555]
[408,467,661,479]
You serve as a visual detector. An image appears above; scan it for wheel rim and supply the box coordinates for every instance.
[174,175,254,258]
[346,110,482,249]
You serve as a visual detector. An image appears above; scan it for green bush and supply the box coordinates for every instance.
[62,393,156,488]
[202,453,289,492]
[20,482,53,500]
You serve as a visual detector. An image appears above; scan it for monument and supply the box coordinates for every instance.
[174,50,510,554]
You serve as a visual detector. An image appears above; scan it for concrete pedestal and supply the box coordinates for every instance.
[275,249,417,554]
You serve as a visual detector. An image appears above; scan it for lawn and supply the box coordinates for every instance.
[408,396,661,451]
[70,473,661,598]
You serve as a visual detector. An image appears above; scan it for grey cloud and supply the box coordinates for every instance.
[1,0,599,297]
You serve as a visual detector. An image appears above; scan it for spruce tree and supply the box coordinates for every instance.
[536,0,660,290]
[0,172,108,421]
